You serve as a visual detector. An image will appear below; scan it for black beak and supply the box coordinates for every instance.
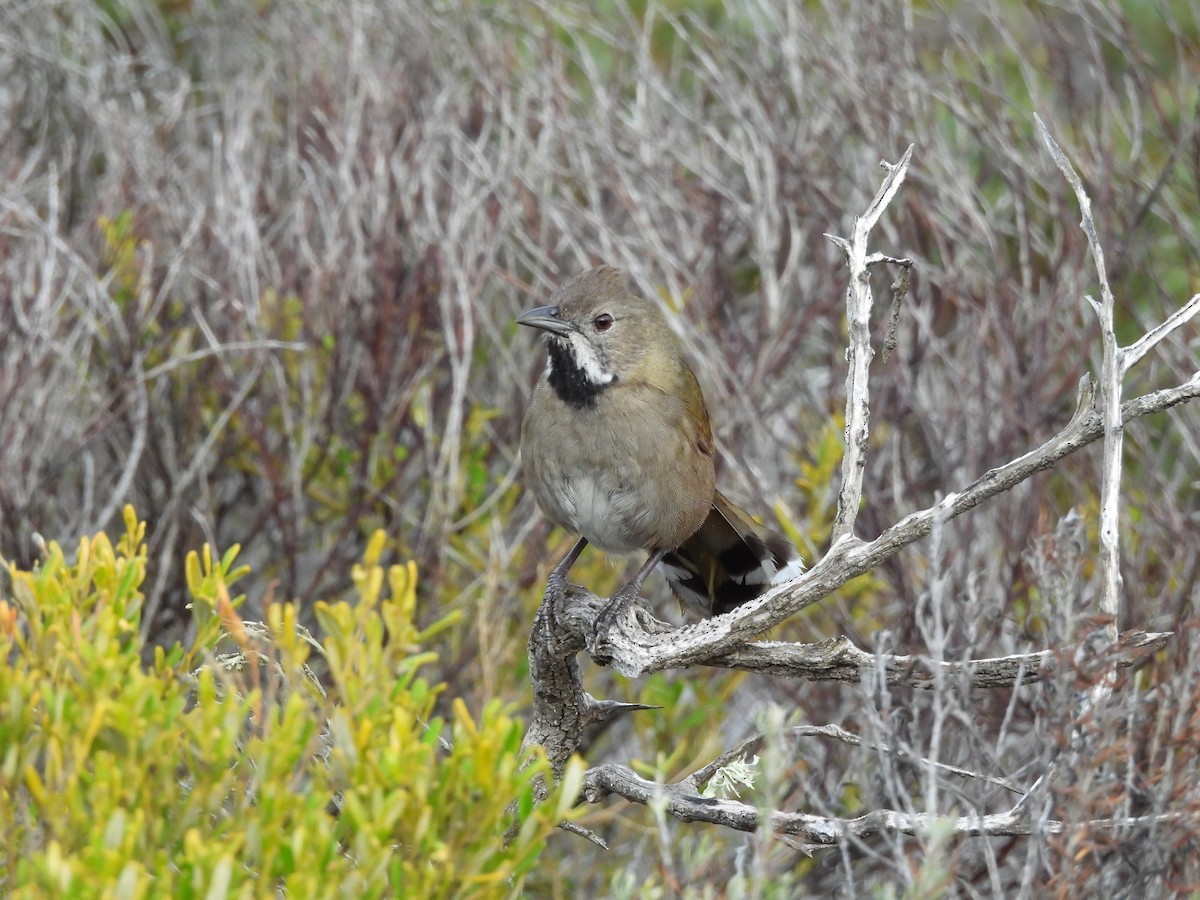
[517,305,575,337]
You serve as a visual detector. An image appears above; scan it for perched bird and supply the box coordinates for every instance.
[518,265,801,632]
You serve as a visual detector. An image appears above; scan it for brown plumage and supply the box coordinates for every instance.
[519,265,802,619]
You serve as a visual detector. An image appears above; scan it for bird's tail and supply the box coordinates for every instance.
[661,491,804,617]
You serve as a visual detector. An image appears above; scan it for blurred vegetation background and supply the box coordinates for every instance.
[1,0,1198,894]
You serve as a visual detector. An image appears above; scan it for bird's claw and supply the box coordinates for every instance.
[538,573,572,651]
[587,585,640,663]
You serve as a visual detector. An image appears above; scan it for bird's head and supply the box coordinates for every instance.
[517,266,680,407]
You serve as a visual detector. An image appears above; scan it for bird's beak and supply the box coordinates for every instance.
[517,305,574,337]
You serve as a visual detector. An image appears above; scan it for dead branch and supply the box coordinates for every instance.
[581,758,1200,850]
[826,144,914,544]
[702,628,1169,685]
[588,375,1195,678]
[581,762,1053,848]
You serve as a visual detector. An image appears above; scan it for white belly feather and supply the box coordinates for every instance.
[544,474,648,553]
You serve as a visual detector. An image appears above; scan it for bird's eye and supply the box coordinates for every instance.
[593,313,614,332]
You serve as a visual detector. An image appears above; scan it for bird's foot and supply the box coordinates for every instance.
[587,582,641,664]
[539,570,572,648]
[539,537,588,643]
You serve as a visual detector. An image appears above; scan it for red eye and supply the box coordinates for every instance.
[593,313,614,331]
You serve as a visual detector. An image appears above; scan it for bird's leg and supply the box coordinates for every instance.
[544,538,588,634]
[589,548,666,659]
[548,537,588,593]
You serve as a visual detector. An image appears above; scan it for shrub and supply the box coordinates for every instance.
[0,508,580,898]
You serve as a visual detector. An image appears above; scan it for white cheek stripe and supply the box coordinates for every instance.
[567,333,614,385]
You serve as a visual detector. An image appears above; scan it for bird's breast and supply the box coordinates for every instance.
[522,381,716,553]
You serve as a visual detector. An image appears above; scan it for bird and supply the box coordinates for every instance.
[517,265,802,641]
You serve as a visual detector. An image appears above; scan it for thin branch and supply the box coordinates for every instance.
[1036,114,1123,640]
[881,260,913,364]
[1122,292,1200,374]
[703,628,1168,685]
[866,253,914,267]
[558,821,608,849]
[582,763,1053,846]
[685,723,1026,797]
[581,763,1200,849]
[827,144,914,545]
[860,148,916,235]
[90,367,149,535]
[137,340,308,383]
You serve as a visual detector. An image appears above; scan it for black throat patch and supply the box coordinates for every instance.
[546,340,612,409]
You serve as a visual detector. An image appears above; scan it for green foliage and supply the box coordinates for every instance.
[0,511,581,898]
[97,211,143,312]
